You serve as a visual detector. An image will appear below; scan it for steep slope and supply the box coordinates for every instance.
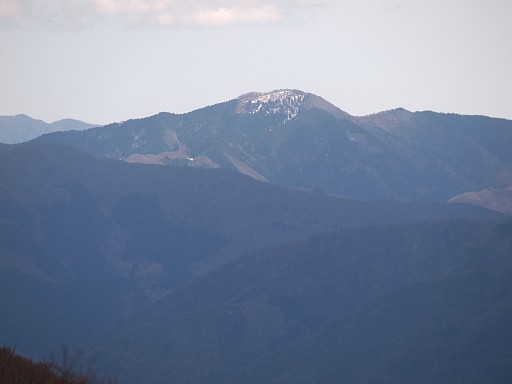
[33,90,512,201]
[2,141,502,359]
[87,219,512,384]
[0,114,97,144]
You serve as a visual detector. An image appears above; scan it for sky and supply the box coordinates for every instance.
[1,0,511,124]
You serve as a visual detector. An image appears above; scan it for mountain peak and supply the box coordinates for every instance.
[238,89,306,102]
[236,89,307,121]
[236,89,350,122]
[354,107,415,133]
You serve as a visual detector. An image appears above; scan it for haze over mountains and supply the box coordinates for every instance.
[1,90,512,383]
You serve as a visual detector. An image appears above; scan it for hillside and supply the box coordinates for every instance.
[2,141,501,359]
[87,219,512,384]
[34,90,512,202]
[449,187,512,214]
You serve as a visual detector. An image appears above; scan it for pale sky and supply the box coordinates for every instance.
[1,0,511,124]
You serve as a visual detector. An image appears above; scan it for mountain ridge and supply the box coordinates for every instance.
[32,89,512,204]
[0,114,98,144]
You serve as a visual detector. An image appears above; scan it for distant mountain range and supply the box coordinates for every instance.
[0,114,98,144]
[33,89,512,205]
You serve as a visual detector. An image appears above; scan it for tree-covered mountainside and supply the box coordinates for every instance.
[2,142,501,359]
[87,219,512,384]
[34,90,512,203]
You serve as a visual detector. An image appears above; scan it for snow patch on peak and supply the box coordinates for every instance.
[236,89,308,122]
[238,89,306,103]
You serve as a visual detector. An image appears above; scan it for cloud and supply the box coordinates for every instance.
[0,0,96,29]
[182,5,281,27]
[0,1,19,18]
[0,0,319,29]
[93,0,282,27]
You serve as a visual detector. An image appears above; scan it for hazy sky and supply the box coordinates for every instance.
[1,0,511,124]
